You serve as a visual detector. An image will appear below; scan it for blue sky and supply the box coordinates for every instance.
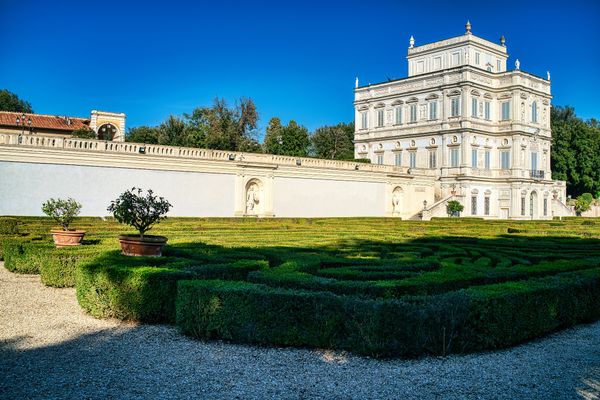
[1,0,599,140]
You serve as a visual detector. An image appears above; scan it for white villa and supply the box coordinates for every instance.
[354,22,569,219]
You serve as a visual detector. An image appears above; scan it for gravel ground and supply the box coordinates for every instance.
[1,264,599,400]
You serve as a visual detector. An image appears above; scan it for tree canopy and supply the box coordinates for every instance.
[551,106,600,198]
[263,118,310,157]
[0,89,33,113]
[310,122,355,160]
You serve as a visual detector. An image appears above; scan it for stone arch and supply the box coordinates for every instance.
[391,186,404,216]
[97,123,119,141]
[245,178,263,216]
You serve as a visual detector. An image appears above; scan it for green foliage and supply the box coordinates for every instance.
[263,118,310,157]
[581,193,594,205]
[71,126,97,139]
[41,198,82,230]
[126,126,160,144]
[0,217,19,235]
[107,188,172,237]
[446,200,464,216]
[310,122,355,160]
[0,89,33,113]
[5,217,600,357]
[551,106,600,197]
[574,195,592,216]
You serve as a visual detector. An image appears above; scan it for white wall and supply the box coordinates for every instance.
[274,177,386,217]
[0,161,236,217]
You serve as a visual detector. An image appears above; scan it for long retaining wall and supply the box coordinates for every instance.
[0,134,435,218]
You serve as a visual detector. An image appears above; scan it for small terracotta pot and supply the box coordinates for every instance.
[51,230,86,248]
[118,234,168,257]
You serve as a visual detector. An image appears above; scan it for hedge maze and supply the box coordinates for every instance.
[2,217,600,357]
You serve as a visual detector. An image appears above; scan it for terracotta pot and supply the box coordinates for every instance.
[51,230,86,248]
[118,234,168,257]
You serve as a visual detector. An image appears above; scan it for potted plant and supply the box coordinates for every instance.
[108,187,172,257]
[446,200,464,217]
[41,198,85,247]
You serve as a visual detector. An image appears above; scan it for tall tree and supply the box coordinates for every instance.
[310,122,355,160]
[551,106,600,197]
[263,118,310,156]
[0,89,33,113]
[126,126,160,144]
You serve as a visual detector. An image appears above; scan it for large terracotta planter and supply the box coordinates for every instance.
[118,234,168,257]
[51,230,86,248]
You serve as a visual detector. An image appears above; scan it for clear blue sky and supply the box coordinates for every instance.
[1,0,599,140]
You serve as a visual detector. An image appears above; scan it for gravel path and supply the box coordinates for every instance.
[1,264,599,400]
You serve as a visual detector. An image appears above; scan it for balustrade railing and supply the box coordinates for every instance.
[0,132,408,175]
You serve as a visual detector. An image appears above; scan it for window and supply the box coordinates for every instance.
[501,150,510,169]
[429,102,437,120]
[543,198,548,216]
[409,151,417,168]
[532,101,538,123]
[452,52,460,65]
[429,151,437,169]
[484,150,491,170]
[394,107,402,125]
[521,197,526,216]
[484,101,491,120]
[377,109,384,127]
[471,196,477,215]
[410,104,417,122]
[395,152,402,166]
[501,101,510,120]
[361,112,368,129]
[475,52,480,65]
[451,98,460,117]
[471,98,478,118]
[450,148,459,167]
[531,152,538,171]
[484,196,490,215]
[471,148,478,168]
[377,154,384,165]
[497,60,501,71]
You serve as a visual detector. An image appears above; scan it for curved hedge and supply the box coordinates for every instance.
[176,269,600,357]
[4,217,600,358]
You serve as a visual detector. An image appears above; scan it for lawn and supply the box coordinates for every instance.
[2,216,600,357]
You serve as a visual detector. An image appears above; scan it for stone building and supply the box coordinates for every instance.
[0,110,125,141]
[354,22,569,219]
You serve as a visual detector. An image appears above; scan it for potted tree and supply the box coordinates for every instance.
[108,187,172,257]
[446,200,464,217]
[41,198,85,247]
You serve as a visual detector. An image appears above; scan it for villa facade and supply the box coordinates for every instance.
[354,23,568,219]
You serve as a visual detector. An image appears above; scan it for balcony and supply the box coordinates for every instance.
[530,170,545,180]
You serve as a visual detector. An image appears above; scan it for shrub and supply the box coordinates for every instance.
[40,247,102,287]
[41,198,82,230]
[0,217,19,235]
[177,268,600,357]
[2,239,51,274]
[71,126,97,139]
[446,200,464,217]
[107,188,172,238]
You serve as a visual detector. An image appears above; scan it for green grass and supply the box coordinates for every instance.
[2,216,600,357]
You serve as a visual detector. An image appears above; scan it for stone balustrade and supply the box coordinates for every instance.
[0,132,410,175]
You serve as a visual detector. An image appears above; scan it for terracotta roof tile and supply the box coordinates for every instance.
[0,111,89,132]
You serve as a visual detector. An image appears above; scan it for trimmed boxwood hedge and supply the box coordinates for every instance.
[76,250,269,323]
[0,217,19,235]
[176,268,600,357]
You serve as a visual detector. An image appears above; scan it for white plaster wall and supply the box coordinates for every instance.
[0,161,236,217]
[273,177,386,217]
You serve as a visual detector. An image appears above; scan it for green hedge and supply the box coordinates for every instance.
[2,239,51,274]
[176,268,600,357]
[0,217,19,235]
[76,251,268,323]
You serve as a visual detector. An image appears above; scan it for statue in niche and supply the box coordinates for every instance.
[246,182,260,215]
[392,187,403,215]
[521,102,526,121]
